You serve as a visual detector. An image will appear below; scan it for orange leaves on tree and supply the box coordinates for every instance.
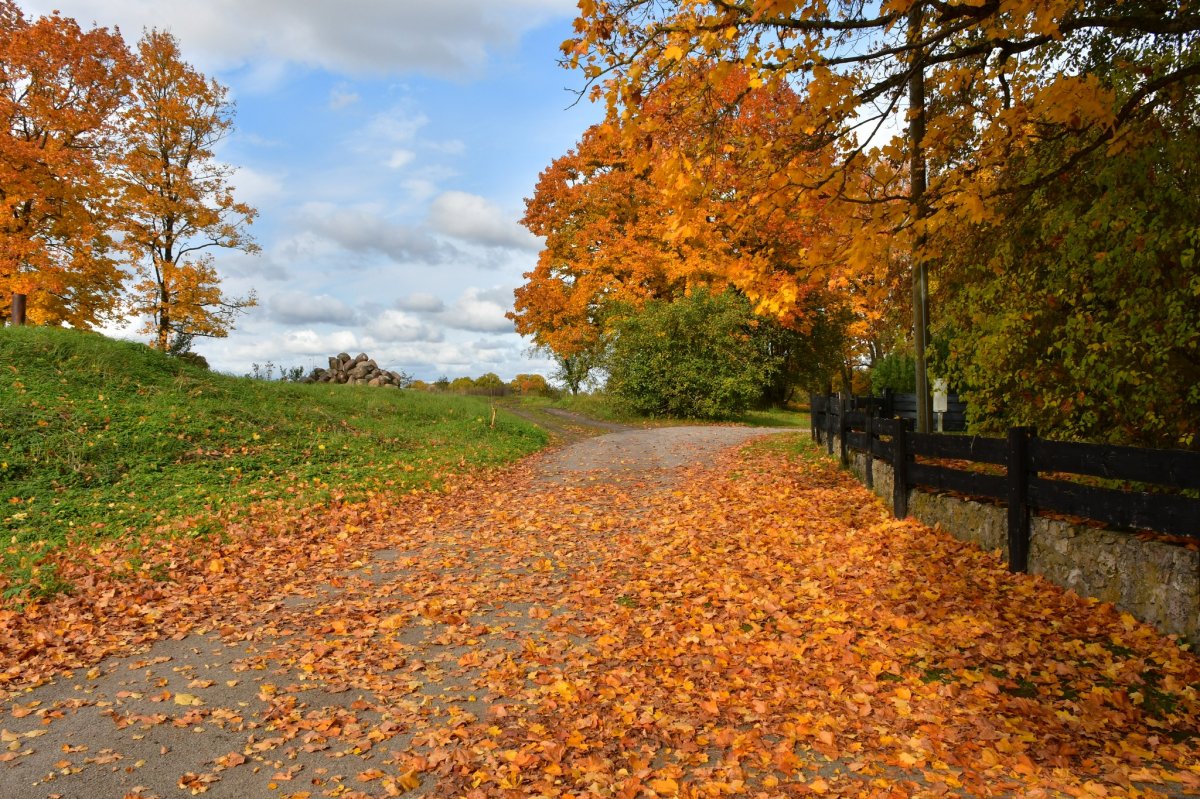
[511,68,852,365]
[0,2,131,327]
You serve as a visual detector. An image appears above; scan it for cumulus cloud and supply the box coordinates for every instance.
[427,191,541,251]
[230,164,286,207]
[231,328,362,360]
[365,309,442,343]
[300,205,457,264]
[27,0,575,77]
[395,292,445,313]
[352,339,521,370]
[269,291,357,325]
[435,286,515,333]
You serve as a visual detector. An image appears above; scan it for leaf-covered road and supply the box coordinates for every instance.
[2,428,1199,798]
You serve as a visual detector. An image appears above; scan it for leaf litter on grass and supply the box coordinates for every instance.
[1,435,1199,798]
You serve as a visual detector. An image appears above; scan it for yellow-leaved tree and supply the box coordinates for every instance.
[567,0,1200,430]
[117,29,257,352]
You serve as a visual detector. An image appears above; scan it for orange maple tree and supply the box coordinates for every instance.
[116,30,258,351]
[511,71,865,368]
[0,2,130,328]
[564,0,1200,428]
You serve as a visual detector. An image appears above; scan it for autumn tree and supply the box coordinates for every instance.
[116,30,257,351]
[511,121,730,366]
[0,3,130,328]
[512,71,862,396]
[567,0,1200,430]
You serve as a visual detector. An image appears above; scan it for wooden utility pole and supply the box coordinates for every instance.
[908,2,933,434]
[10,293,26,326]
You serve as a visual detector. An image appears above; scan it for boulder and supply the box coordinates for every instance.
[336,352,351,363]
[354,353,369,363]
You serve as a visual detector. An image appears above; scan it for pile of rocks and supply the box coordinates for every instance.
[300,353,406,387]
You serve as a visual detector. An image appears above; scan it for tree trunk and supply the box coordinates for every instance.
[157,251,171,350]
[908,3,933,434]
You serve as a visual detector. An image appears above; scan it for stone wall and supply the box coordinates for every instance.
[829,432,1200,640]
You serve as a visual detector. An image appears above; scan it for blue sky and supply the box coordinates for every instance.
[21,0,601,379]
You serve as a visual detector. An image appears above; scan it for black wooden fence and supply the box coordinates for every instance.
[848,390,968,432]
[810,394,1200,572]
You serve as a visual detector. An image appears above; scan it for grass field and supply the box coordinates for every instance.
[1,327,549,598]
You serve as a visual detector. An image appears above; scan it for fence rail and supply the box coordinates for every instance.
[850,390,968,431]
[810,393,1200,572]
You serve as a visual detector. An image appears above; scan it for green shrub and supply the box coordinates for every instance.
[869,353,916,394]
[606,288,779,418]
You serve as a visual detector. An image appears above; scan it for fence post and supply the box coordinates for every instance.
[883,388,894,419]
[864,411,874,490]
[839,396,849,467]
[809,394,817,443]
[893,419,909,518]
[826,393,835,455]
[1007,427,1033,573]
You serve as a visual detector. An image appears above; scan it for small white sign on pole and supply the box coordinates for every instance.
[932,379,949,414]
[933,379,948,432]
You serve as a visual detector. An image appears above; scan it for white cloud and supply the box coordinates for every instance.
[230,164,286,207]
[365,109,428,144]
[395,292,445,312]
[365,309,442,343]
[329,85,360,110]
[353,339,521,370]
[426,139,465,155]
[436,286,514,333]
[27,0,576,77]
[219,249,290,282]
[300,204,457,264]
[427,191,541,251]
[269,291,357,324]
[231,328,361,360]
[386,150,415,169]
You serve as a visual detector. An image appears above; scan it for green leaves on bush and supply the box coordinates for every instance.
[606,289,779,418]
[869,353,916,394]
[937,121,1200,448]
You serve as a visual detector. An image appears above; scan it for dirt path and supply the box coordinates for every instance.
[0,422,795,799]
[4,419,1199,799]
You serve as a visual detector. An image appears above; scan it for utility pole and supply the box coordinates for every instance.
[908,2,933,434]
[10,293,26,326]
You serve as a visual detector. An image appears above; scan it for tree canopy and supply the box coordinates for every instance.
[0,6,257,351]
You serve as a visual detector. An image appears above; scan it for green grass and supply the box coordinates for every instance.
[736,408,810,428]
[741,431,825,464]
[1,327,549,598]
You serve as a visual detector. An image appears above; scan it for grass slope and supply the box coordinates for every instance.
[1,327,548,597]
